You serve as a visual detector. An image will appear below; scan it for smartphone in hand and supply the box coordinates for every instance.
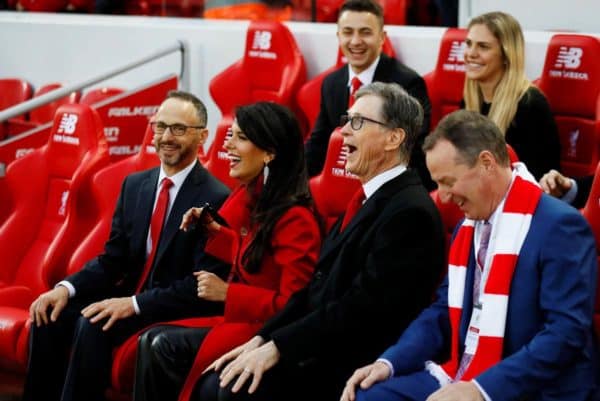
[196,202,228,229]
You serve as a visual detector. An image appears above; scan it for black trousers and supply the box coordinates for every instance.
[22,299,157,401]
[194,358,342,401]
[133,325,210,401]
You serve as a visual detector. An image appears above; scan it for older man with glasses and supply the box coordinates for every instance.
[23,90,230,401]
[192,82,445,401]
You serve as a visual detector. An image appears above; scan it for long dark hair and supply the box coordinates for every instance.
[235,102,313,274]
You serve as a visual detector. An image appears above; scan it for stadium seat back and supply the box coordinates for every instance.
[536,34,600,177]
[29,83,81,125]
[0,78,33,138]
[209,20,306,116]
[204,118,238,190]
[0,103,109,294]
[0,104,109,370]
[309,128,361,230]
[423,28,467,130]
[0,78,33,115]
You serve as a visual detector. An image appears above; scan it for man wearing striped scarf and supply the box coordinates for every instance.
[341,110,598,401]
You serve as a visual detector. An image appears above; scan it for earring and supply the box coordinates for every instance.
[263,162,270,185]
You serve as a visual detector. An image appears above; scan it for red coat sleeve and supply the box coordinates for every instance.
[205,225,238,264]
[224,206,320,323]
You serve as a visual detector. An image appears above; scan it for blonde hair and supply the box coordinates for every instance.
[463,11,531,134]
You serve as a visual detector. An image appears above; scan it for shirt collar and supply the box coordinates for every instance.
[362,164,407,200]
[347,55,380,88]
[158,159,197,190]
[480,169,518,228]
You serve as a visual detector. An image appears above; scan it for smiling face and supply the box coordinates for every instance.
[224,121,272,185]
[337,10,385,74]
[426,139,501,221]
[464,23,506,89]
[152,97,207,176]
[341,94,400,183]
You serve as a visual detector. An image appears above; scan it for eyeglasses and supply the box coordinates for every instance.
[150,121,204,136]
[340,114,389,131]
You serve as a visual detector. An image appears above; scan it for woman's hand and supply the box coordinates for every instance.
[194,270,229,302]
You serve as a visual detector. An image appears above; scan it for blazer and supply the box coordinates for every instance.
[176,186,321,401]
[304,54,433,189]
[381,194,598,401]
[257,170,445,397]
[66,162,231,319]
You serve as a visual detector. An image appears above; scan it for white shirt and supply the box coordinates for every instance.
[346,55,381,97]
[58,160,198,315]
[362,164,406,201]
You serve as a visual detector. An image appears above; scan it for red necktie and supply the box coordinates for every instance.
[348,76,362,108]
[340,187,365,232]
[136,177,174,293]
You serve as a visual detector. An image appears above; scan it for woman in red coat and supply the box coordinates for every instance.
[132,102,321,401]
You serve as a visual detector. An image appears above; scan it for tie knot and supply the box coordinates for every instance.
[161,178,174,191]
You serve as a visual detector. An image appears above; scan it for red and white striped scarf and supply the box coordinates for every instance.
[441,174,542,381]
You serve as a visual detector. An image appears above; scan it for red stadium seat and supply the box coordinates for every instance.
[205,20,307,188]
[296,36,396,134]
[423,28,467,130]
[80,87,125,106]
[0,103,110,372]
[30,83,81,125]
[0,78,33,139]
[309,127,361,230]
[536,34,600,178]
[580,161,600,346]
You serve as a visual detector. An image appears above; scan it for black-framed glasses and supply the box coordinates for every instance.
[150,121,205,136]
[340,114,389,130]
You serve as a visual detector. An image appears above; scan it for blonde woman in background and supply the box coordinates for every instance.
[463,11,560,179]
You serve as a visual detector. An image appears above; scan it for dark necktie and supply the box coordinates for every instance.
[348,76,362,108]
[136,177,174,293]
[340,187,365,232]
[455,221,492,381]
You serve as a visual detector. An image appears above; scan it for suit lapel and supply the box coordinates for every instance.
[373,54,393,82]
[334,67,350,117]
[132,168,159,258]
[318,171,419,263]
[154,163,205,265]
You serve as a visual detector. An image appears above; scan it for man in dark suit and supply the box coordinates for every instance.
[304,0,433,189]
[193,82,445,401]
[341,111,598,401]
[23,91,230,401]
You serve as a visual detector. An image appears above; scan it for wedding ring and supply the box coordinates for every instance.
[243,368,251,373]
